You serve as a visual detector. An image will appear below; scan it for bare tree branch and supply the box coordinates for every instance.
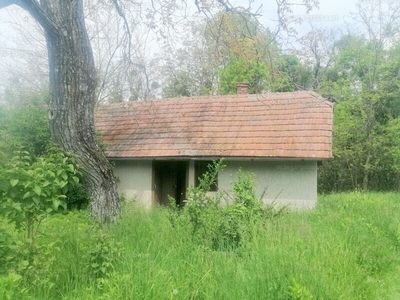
[0,0,59,35]
[110,0,133,61]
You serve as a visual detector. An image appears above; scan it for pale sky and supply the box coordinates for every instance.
[0,0,359,37]
[259,0,358,35]
[0,0,361,94]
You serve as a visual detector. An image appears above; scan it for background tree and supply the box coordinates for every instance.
[218,58,269,94]
[0,90,51,157]
[162,11,288,96]
[275,54,313,91]
[318,0,400,192]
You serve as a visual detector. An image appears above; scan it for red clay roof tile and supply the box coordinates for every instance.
[95,91,333,160]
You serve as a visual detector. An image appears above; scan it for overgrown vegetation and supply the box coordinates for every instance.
[0,91,51,160]
[0,91,93,293]
[1,192,400,299]
[0,92,89,211]
[168,160,286,251]
[0,149,80,239]
[1,158,399,298]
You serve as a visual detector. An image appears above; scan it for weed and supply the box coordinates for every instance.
[168,160,286,251]
[88,229,122,278]
[2,190,400,299]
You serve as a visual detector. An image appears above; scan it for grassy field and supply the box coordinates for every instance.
[2,192,400,299]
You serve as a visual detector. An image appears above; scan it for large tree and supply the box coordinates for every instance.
[0,0,120,222]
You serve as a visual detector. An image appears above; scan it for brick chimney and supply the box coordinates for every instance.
[236,82,250,95]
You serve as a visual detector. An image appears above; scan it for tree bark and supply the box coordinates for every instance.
[3,0,121,222]
[362,154,371,192]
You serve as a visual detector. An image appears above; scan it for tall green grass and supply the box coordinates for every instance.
[3,192,400,299]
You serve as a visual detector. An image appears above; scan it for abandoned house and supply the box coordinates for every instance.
[95,83,333,209]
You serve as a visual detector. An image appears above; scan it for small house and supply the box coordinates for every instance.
[95,84,333,209]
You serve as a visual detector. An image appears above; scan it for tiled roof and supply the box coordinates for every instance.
[95,91,333,160]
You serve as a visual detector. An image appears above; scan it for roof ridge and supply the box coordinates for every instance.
[96,90,333,108]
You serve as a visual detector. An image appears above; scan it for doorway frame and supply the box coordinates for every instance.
[152,160,189,206]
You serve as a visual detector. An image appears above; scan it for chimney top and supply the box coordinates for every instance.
[236,82,251,95]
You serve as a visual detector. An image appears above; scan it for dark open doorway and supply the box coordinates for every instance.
[153,161,188,206]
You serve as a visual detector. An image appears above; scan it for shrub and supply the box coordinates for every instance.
[65,180,89,210]
[88,227,122,279]
[0,148,86,279]
[168,160,286,251]
[0,149,81,240]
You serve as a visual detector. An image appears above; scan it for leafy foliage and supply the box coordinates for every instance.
[162,11,280,97]
[0,91,89,209]
[318,33,400,192]
[0,147,92,290]
[276,54,313,91]
[0,228,18,275]
[1,192,400,298]
[88,228,122,278]
[162,71,195,98]
[287,278,314,300]
[218,59,269,94]
[0,273,29,300]
[0,148,81,241]
[0,91,51,158]
[168,160,286,251]
[0,209,122,297]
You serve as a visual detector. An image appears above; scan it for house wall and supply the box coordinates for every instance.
[111,159,317,210]
[112,160,153,208]
[219,160,318,209]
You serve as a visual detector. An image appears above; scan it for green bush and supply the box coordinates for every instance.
[65,180,89,210]
[0,149,81,239]
[168,160,286,251]
[0,148,88,280]
[88,228,122,278]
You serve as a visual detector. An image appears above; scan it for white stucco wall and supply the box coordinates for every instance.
[111,160,153,208]
[219,160,317,209]
[111,159,318,209]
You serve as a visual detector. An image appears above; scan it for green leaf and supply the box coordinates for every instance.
[32,197,40,205]
[10,179,19,187]
[58,181,68,188]
[68,164,75,172]
[33,185,41,196]
[42,181,51,187]
[52,199,61,210]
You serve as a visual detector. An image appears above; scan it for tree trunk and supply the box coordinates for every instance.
[362,154,371,192]
[8,0,121,222]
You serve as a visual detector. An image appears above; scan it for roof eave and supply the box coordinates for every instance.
[106,155,333,161]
